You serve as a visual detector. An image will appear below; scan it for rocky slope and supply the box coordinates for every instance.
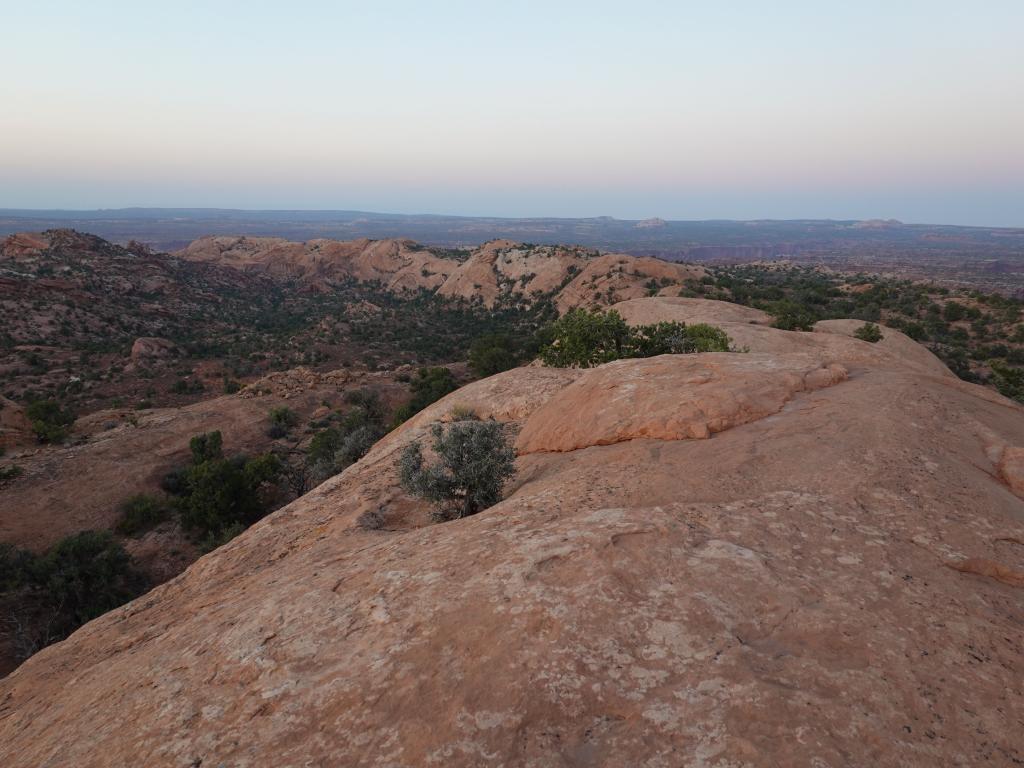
[1,298,1022,766]
[177,236,705,308]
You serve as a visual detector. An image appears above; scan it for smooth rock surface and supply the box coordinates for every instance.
[2,298,1023,767]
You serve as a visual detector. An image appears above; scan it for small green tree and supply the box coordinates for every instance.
[36,530,146,630]
[179,452,282,538]
[539,309,731,367]
[399,420,516,521]
[115,494,170,537]
[540,308,633,367]
[630,321,731,356]
[26,399,75,444]
[989,360,1024,402]
[174,431,282,541]
[392,367,458,425]
[468,334,521,377]
[267,406,298,438]
[854,322,884,343]
[769,300,817,331]
[190,430,223,464]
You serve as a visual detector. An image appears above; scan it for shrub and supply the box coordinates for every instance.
[305,400,386,485]
[0,464,22,482]
[169,430,283,539]
[768,300,817,331]
[335,424,382,467]
[190,430,223,464]
[179,452,282,539]
[468,334,521,377]
[539,309,731,368]
[943,301,966,322]
[392,367,458,425]
[989,360,1024,402]
[630,321,731,356]
[267,407,298,438]
[539,308,632,367]
[398,420,516,521]
[307,427,342,467]
[115,494,170,537]
[854,322,884,343]
[36,531,146,629]
[0,543,35,590]
[2,533,146,659]
[26,399,75,443]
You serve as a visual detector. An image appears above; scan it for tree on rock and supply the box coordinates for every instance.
[539,307,731,368]
[398,420,516,521]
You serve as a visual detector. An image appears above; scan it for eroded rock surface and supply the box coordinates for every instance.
[2,299,1023,767]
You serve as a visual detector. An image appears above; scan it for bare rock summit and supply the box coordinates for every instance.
[1,298,1023,767]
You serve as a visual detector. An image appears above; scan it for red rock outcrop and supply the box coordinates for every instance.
[178,236,705,309]
[1,299,1023,766]
[129,336,179,362]
[0,395,32,451]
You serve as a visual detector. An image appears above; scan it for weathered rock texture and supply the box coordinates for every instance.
[2,298,1024,767]
[178,236,704,308]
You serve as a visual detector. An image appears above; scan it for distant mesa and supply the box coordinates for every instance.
[635,217,667,229]
[851,218,904,229]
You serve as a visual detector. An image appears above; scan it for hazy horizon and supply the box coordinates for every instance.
[2,1,1022,227]
[1,205,1021,230]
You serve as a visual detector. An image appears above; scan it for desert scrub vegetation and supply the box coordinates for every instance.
[114,494,171,537]
[0,464,23,483]
[266,406,298,438]
[468,333,533,377]
[687,263,1024,396]
[1,532,147,661]
[399,420,516,521]
[26,398,75,443]
[391,366,459,425]
[302,388,387,487]
[538,307,731,368]
[854,322,884,343]
[159,430,283,549]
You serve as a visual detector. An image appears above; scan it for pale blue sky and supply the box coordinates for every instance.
[1,1,1022,224]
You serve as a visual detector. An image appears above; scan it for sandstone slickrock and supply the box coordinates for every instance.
[178,236,705,308]
[1,298,1023,767]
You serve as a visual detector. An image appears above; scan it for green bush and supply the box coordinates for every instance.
[267,406,298,438]
[115,494,170,537]
[36,531,146,629]
[768,300,818,331]
[0,464,22,482]
[539,308,632,367]
[989,360,1024,402]
[306,392,387,485]
[26,399,75,443]
[538,308,731,368]
[468,334,522,377]
[392,367,458,425]
[0,543,36,590]
[179,452,282,539]
[630,321,732,356]
[854,322,884,343]
[398,420,516,521]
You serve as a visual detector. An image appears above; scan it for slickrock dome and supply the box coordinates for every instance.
[2,298,1023,767]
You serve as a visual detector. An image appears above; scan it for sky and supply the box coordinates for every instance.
[1,0,1022,225]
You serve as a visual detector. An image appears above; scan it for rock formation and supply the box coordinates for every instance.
[177,236,705,308]
[1,297,1022,766]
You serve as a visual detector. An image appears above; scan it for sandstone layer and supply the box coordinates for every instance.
[177,236,705,308]
[2,299,1023,767]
